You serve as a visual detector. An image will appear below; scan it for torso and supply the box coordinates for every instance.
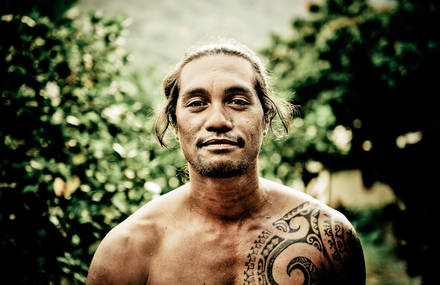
[131,179,357,285]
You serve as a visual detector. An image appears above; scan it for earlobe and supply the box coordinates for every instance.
[172,127,180,141]
[263,121,269,136]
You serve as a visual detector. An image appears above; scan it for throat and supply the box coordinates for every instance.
[187,176,268,221]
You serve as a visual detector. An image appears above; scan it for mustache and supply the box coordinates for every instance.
[196,134,245,148]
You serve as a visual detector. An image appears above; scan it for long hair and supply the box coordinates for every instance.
[154,39,294,147]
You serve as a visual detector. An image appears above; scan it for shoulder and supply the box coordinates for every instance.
[86,217,154,284]
[87,185,188,284]
[316,206,365,283]
[260,177,355,226]
[261,178,366,283]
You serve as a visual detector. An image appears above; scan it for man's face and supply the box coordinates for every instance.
[175,55,267,178]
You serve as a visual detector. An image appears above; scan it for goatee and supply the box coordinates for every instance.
[190,160,250,178]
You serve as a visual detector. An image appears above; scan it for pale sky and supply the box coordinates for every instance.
[78,0,309,73]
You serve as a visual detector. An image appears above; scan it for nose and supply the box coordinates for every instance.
[204,103,233,133]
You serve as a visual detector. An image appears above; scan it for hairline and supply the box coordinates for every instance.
[177,54,263,103]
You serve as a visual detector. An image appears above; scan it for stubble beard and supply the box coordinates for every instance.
[181,133,262,179]
[189,157,251,178]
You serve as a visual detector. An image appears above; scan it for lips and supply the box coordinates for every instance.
[202,138,238,146]
[197,136,245,148]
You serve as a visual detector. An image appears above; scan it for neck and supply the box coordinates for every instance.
[187,164,267,221]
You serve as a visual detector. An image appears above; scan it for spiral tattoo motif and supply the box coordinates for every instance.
[243,202,356,284]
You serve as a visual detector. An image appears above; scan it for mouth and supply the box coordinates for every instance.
[197,136,245,148]
[202,138,238,146]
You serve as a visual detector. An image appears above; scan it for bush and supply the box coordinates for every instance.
[261,0,440,282]
[0,8,185,284]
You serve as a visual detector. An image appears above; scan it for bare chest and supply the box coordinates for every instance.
[148,225,249,285]
[147,212,337,285]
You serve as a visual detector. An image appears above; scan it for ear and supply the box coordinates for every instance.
[172,126,180,141]
[262,119,269,137]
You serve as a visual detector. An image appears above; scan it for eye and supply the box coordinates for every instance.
[229,98,250,107]
[186,99,207,109]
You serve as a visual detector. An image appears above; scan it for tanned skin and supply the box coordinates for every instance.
[86,55,366,285]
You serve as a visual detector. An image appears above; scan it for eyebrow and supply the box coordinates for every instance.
[180,85,255,100]
[225,86,254,96]
[181,88,208,100]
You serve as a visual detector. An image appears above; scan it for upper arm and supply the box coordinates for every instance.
[86,227,150,285]
[246,195,366,284]
[320,211,366,284]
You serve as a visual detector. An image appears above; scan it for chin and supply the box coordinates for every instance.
[191,160,250,178]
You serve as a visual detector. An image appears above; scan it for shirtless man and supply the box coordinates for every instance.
[86,41,366,284]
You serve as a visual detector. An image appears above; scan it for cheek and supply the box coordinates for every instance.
[244,115,265,142]
[176,120,199,144]
[253,110,266,131]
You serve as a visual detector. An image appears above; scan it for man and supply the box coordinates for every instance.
[87,40,366,284]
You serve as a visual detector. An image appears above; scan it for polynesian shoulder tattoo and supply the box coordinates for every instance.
[242,201,362,285]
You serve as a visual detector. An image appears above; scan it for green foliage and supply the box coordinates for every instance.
[345,206,420,284]
[0,0,77,21]
[262,0,440,282]
[0,7,186,284]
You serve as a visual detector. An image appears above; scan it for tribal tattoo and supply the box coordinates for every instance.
[242,202,359,285]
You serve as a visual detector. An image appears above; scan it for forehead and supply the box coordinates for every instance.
[179,55,255,94]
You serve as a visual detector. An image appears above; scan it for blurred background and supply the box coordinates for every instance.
[1,0,438,284]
